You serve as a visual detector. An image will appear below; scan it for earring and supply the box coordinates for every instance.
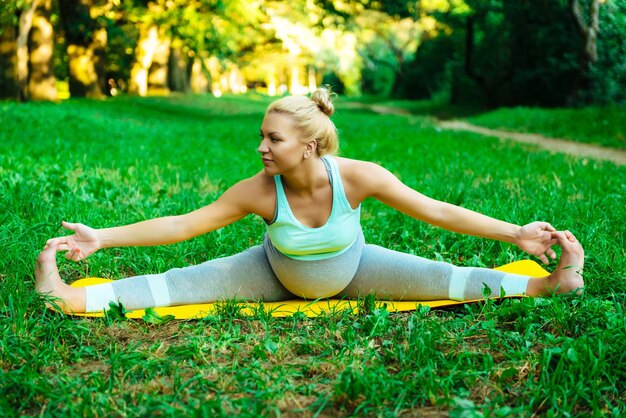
[304,152,311,159]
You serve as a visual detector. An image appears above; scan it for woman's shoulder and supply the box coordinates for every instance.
[228,171,275,219]
[333,156,384,180]
[230,171,275,197]
[331,157,388,202]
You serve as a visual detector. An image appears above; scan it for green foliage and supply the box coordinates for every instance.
[11,0,625,107]
[105,19,139,90]
[397,33,459,100]
[104,301,129,322]
[397,0,626,107]
[142,307,175,325]
[360,63,395,96]
[321,71,346,95]
[359,34,398,96]
[1,95,624,415]
[587,0,626,105]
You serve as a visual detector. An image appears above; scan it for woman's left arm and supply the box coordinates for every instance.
[354,161,557,263]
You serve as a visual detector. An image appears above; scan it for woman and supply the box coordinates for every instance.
[35,88,584,313]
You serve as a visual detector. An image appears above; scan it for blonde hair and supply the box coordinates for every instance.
[266,87,339,156]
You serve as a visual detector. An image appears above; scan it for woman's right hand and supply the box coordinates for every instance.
[46,221,102,262]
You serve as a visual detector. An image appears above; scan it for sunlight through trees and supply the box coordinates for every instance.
[0,0,624,106]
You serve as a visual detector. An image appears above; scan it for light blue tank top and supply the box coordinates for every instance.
[266,156,362,260]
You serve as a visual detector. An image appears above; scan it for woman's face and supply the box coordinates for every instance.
[258,112,307,176]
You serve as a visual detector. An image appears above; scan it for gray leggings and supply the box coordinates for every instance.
[84,231,530,312]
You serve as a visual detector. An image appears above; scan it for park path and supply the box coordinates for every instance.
[344,103,626,166]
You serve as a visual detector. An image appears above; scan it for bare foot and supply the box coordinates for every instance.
[35,242,85,312]
[35,242,64,295]
[546,231,585,295]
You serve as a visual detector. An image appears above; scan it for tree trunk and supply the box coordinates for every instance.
[308,67,316,93]
[570,0,600,65]
[266,70,277,96]
[289,65,300,94]
[17,0,39,101]
[148,35,170,94]
[168,42,190,93]
[463,15,512,107]
[28,0,57,101]
[204,56,222,95]
[59,0,106,98]
[568,0,601,103]
[190,58,208,94]
[129,25,159,96]
[0,25,19,99]
[390,48,406,97]
[463,15,495,106]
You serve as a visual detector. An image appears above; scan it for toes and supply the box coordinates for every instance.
[543,222,556,232]
[555,231,576,247]
[46,241,61,251]
[70,248,82,261]
[554,231,567,243]
[64,248,82,261]
[36,249,55,264]
[564,230,577,242]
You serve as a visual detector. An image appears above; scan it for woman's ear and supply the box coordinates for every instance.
[304,140,318,158]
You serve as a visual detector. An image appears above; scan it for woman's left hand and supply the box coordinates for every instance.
[514,221,558,264]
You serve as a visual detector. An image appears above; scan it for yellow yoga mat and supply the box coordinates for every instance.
[69,260,549,319]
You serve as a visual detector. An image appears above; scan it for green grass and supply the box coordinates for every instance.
[1,94,625,416]
[345,96,626,149]
[466,106,626,149]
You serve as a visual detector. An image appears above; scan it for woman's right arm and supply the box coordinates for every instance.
[49,176,261,261]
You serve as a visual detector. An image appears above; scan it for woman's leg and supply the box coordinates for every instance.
[340,231,584,301]
[35,242,295,313]
[339,245,528,301]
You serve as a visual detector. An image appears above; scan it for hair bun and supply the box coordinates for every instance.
[311,87,335,117]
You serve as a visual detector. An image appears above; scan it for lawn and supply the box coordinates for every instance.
[466,106,626,149]
[1,95,625,416]
[364,97,626,149]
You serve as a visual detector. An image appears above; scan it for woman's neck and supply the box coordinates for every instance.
[281,156,329,197]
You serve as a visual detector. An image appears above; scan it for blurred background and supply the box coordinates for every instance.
[1,0,624,108]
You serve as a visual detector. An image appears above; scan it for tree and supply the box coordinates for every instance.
[17,0,39,100]
[28,0,58,100]
[588,0,626,104]
[0,11,19,98]
[570,0,600,65]
[125,0,269,96]
[462,1,512,107]
[568,0,600,103]
[0,0,57,101]
[405,0,603,107]
[58,0,109,98]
